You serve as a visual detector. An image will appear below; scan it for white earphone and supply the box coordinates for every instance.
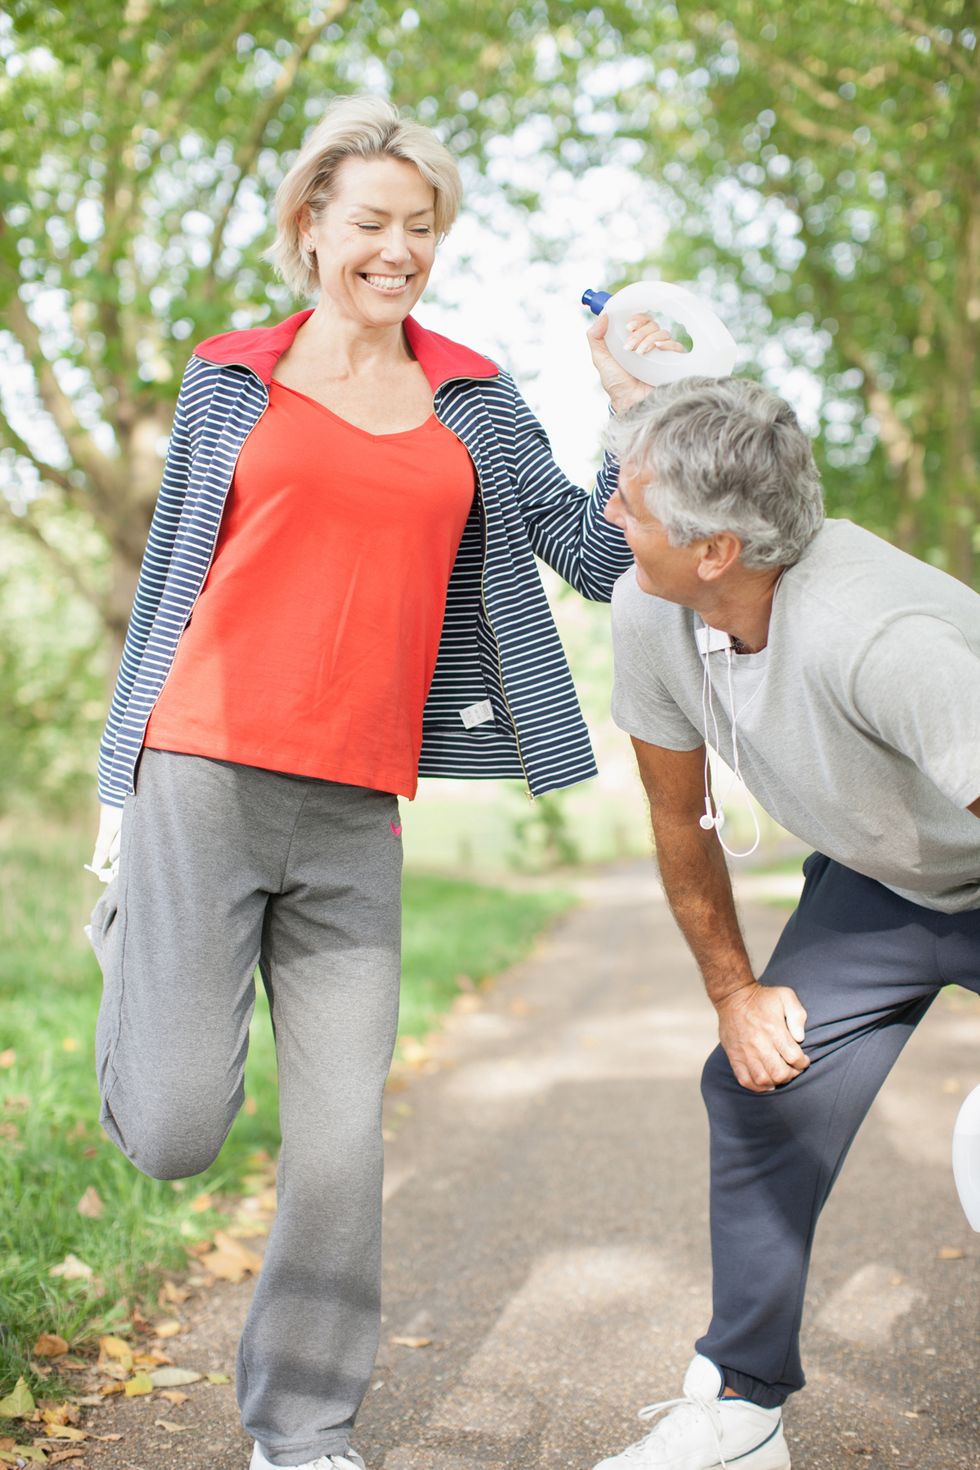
[698,797,724,832]
[696,616,761,858]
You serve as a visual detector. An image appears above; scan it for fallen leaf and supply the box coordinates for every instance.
[41,1405,80,1427]
[239,1188,278,1216]
[0,1378,35,1418]
[49,1452,86,1465]
[154,1419,190,1433]
[99,1362,131,1382]
[158,1281,190,1307]
[32,1334,69,1359]
[227,1218,269,1239]
[0,1050,15,1069]
[148,1368,203,1388]
[76,1186,104,1219]
[74,1396,104,1409]
[49,1254,93,1281]
[98,1335,133,1374]
[158,1390,189,1407]
[197,1230,263,1283]
[133,1352,164,1369]
[0,1447,45,1464]
[123,1373,154,1397]
[937,1247,966,1260]
[390,1335,432,1349]
[152,1319,182,1339]
[205,1372,230,1385]
[98,1382,125,1397]
[42,1425,87,1441]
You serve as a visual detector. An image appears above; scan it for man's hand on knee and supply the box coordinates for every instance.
[715,982,809,1092]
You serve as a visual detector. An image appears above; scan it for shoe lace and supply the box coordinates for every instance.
[622,1392,728,1468]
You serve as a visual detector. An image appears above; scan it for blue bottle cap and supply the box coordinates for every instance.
[582,289,612,315]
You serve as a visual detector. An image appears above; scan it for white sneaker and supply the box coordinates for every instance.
[250,1445,367,1470]
[593,1355,790,1470]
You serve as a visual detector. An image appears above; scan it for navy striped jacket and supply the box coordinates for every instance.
[97,309,633,805]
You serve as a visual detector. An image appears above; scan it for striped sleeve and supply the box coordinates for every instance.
[502,372,633,602]
[96,358,202,804]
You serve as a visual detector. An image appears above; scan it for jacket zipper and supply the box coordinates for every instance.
[434,380,534,801]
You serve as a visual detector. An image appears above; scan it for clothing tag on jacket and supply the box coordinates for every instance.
[459,699,495,729]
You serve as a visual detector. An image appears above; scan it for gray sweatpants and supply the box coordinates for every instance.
[697,852,980,1406]
[90,749,403,1466]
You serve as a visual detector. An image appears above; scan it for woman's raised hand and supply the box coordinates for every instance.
[586,310,685,413]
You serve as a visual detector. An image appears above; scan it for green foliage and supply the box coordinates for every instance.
[507,788,582,871]
[0,3,975,804]
[606,1,978,578]
[0,528,105,813]
[0,823,572,1395]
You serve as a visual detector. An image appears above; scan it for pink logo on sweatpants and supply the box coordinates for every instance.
[390,818,402,837]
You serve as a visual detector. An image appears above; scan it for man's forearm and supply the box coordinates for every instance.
[651,814,756,1007]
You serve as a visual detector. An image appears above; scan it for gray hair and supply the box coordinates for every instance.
[266,95,463,299]
[605,377,824,569]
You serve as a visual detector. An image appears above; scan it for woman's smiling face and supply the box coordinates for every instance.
[302,155,438,328]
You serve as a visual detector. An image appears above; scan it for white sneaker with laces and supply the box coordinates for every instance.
[593,1355,790,1470]
[250,1445,367,1470]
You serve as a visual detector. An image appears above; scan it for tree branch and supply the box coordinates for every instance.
[0,501,106,614]
[773,102,859,152]
[0,415,80,503]
[202,0,356,297]
[867,0,977,79]
[734,33,903,140]
[141,4,270,157]
[4,294,122,502]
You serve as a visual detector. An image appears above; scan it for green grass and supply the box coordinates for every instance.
[0,822,572,1398]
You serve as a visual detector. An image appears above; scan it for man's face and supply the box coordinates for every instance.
[604,466,703,602]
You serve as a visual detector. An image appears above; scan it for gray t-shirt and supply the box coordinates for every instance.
[611,519,980,913]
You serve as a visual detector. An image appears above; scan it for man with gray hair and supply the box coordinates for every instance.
[591,377,980,1470]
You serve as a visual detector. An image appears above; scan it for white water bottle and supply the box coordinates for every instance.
[953,1083,980,1231]
[582,281,738,387]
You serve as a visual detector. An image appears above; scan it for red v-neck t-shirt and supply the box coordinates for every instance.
[144,380,475,798]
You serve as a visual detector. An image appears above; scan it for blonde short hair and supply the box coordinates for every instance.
[267,95,463,298]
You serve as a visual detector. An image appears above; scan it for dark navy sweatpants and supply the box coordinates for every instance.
[695,853,980,1406]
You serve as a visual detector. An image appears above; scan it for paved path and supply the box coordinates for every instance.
[86,864,979,1470]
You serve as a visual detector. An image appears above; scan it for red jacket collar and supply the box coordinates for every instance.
[193,309,498,391]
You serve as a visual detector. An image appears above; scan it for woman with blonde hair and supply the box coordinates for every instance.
[88,94,672,1470]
